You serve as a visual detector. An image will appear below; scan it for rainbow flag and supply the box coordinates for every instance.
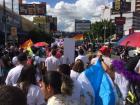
[20,39,33,49]
[72,34,84,41]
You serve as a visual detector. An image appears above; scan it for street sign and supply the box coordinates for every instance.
[19,3,46,15]
[75,20,91,32]
[112,1,131,14]
[11,27,17,36]
[115,17,126,25]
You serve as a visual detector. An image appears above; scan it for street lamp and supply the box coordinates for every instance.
[100,5,110,43]
[103,25,107,43]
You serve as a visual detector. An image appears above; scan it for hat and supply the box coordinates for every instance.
[12,56,18,65]
[99,46,108,54]
[17,53,27,62]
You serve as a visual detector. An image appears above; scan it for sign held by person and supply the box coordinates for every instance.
[64,38,75,64]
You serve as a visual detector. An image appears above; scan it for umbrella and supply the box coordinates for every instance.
[34,42,48,47]
[119,32,140,47]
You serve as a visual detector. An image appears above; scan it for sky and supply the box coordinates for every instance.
[0,0,113,32]
[27,0,77,7]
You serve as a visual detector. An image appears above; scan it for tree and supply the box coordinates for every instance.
[28,28,54,44]
[91,20,116,42]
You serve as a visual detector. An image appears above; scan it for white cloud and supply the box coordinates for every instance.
[0,0,19,13]
[0,0,113,32]
[47,0,112,32]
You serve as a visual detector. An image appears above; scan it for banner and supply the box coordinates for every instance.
[19,3,46,15]
[115,17,126,25]
[20,39,33,49]
[64,38,75,64]
[72,34,84,41]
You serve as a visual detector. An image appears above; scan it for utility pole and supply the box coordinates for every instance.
[115,0,126,40]
[119,0,125,38]
[12,0,13,13]
[3,0,7,46]
[120,0,123,17]
[12,0,14,25]
[102,6,109,43]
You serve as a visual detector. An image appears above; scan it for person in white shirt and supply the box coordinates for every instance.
[5,53,27,85]
[45,49,60,71]
[40,71,78,105]
[91,46,112,67]
[75,49,89,68]
[16,65,45,105]
[59,50,65,64]
[58,64,82,104]
[70,59,84,80]
[99,58,128,105]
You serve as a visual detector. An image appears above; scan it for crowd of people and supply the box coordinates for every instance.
[0,41,140,105]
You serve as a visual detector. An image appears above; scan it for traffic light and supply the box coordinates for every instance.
[115,0,121,11]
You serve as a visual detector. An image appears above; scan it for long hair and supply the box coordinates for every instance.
[43,71,73,96]
[72,59,84,73]
[17,65,37,95]
[1,55,11,68]
[0,85,27,105]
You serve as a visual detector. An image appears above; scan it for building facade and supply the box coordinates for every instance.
[0,5,21,44]
[46,16,57,33]
[75,20,91,33]
[111,0,140,35]
[0,4,40,44]
[33,15,57,33]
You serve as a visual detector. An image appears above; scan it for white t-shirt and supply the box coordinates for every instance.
[77,72,95,105]
[75,55,89,68]
[69,70,82,104]
[70,70,80,80]
[47,94,78,105]
[45,56,60,71]
[27,84,45,105]
[114,72,129,100]
[14,84,45,105]
[5,64,23,85]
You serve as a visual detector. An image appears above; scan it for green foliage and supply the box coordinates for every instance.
[91,20,116,41]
